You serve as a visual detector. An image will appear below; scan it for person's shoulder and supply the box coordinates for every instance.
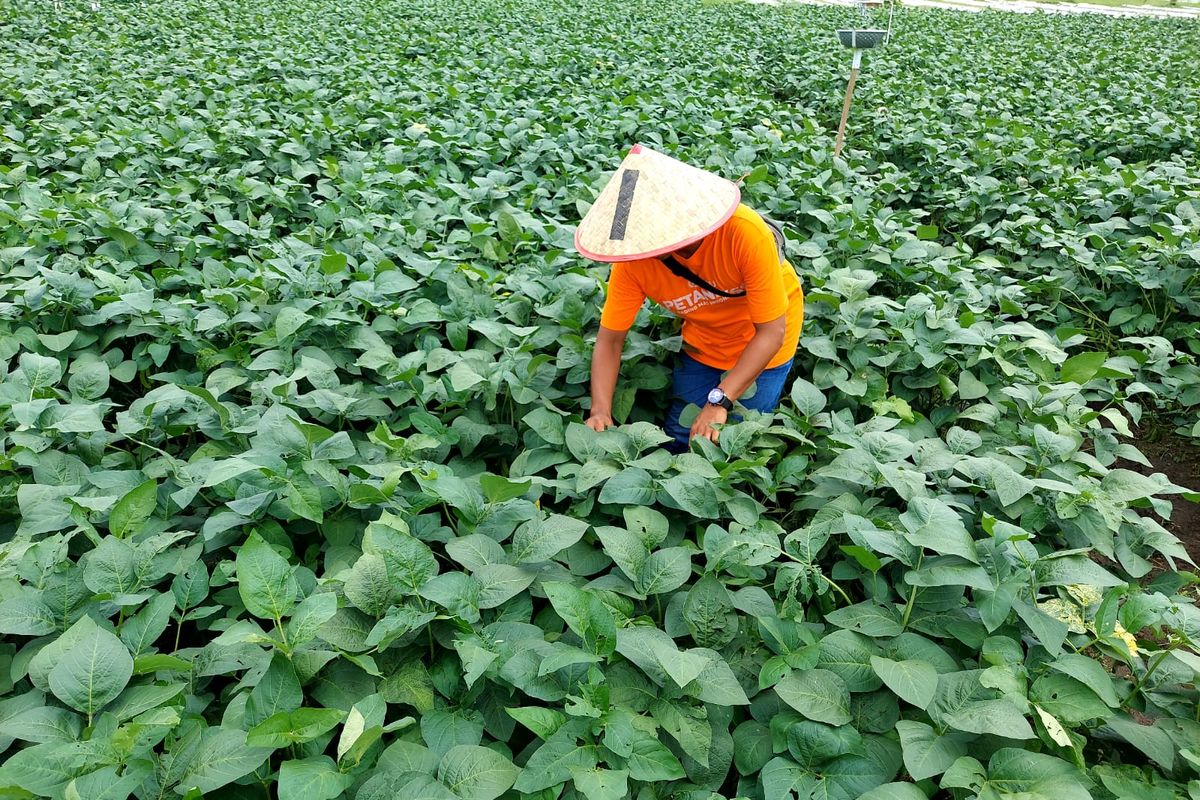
[609,259,655,280]
[722,204,773,241]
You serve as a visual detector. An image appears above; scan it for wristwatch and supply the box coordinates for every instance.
[706,387,734,411]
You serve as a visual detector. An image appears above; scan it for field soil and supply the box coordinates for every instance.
[1131,430,1200,561]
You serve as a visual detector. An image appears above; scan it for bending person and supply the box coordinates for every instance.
[575,144,804,452]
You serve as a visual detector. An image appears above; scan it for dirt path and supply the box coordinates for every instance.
[752,0,1200,20]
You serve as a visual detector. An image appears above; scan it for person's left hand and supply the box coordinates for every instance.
[690,404,728,445]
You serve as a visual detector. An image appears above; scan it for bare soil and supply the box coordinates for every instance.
[1125,428,1200,562]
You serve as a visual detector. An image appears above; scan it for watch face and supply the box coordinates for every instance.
[707,388,725,405]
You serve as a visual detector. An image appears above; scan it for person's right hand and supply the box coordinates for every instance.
[586,413,614,432]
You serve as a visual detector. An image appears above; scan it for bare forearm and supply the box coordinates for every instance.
[589,332,625,416]
[719,324,786,401]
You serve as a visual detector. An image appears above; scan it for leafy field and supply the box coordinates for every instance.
[2,0,1199,798]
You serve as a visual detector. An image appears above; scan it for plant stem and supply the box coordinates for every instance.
[900,582,920,629]
[819,573,852,606]
[1131,649,1173,698]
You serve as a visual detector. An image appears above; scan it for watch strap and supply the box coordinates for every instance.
[708,392,734,411]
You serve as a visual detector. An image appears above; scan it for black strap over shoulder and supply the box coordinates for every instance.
[657,215,790,299]
[660,254,747,298]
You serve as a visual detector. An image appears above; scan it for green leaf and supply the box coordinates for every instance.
[278,756,353,800]
[344,552,395,616]
[245,707,347,748]
[1102,714,1176,771]
[790,378,827,416]
[479,474,531,504]
[285,591,340,647]
[511,514,589,564]
[895,720,965,781]
[47,618,133,716]
[236,533,299,620]
[543,582,617,656]
[437,745,519,800]
[507,707,566,740]
[0,595,58,635]
[774,669,852,725]
[661,473,720,518]
[743,163,770,185]
[1048,654,1120,707]
[1029,675,1111,723]
[119,592,175,657]
[1060,351,1107,384]
[177,726,272,795]
[636,547,692,595]
[957,371,989,400]
[107,479,157,537]
[319,251,348,274]
[275,306,312,339]
[626,731,686,781]
[860,782,930,800]
[942,698,1034,739]
[571,768,628,800]
[870,656,937,709]
[732,721,773,776]
[1100,468,1169,503]
[980,748,1092,800]
[496,211,524,243]
[474,564,537,609]
[513,726,599,793]
[826,602,903,638]
[379,660,436,712]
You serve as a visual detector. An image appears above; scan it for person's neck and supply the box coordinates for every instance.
[674,239,702,259]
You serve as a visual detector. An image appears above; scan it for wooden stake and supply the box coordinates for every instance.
[834,66,859,157]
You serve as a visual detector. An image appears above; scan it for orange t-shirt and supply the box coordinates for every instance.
[599,205,804,370]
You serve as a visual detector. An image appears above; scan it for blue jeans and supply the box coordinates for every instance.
[663,353,794,452]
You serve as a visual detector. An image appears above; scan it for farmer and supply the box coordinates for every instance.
[575,144,804,452]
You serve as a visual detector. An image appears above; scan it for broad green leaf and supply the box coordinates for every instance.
[47,620,134,717]
[1102,714,1176,770]
[895,720,965,781]
[246,707,347,748]
[543,582,617,656]
[661,473,719,518]
[859,783,930,800]
[177,726,272,794]
[1060,351,1107,384]
[236,534,299,620]
[437,744,519,800]
[507,707,566,740]
[571,767,628,800]
[278,756,353,800]
[513,726,599,793]
[107,479,157,537]
[980,748,1092,800]
[732,720,773,776]
[474,564,537,609]
[626,730,685,781]
[285,591,339,647]
[1029,675,1111,723]
[1048,654,1120,707]
[774,669,851,725]
[870,656,937,709]
[344,552,395,616]
[511,514,589,563]
[636,547,692,595]
[790,378,826,416]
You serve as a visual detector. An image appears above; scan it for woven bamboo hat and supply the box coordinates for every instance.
[575,144,741,262]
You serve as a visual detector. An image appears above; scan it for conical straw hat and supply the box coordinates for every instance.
[575,144,741,262]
